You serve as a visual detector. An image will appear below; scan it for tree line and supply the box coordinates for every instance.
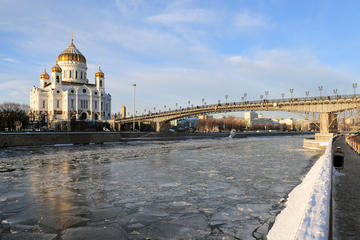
[0,102,29,131]
[195,116,319,132]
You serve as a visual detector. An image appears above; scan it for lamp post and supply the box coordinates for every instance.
[305,91,310,98]
[132,83,136,131]
[188,100,191,108]
[243,93,247,101]
[260,95,263,100]
[265,91,269,100]
[333,89,338,96]
[225,95,228,104]
[175,103,178,109]
[281,93,285,99]
[353,83,357,96]
[218,99,221,105]
[290,88,294,99]
[202,98,205,105]
[318,85,323,97]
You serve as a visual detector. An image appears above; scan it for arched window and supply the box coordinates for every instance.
[76,70,78,79]
[56,76,59,83]
[100,80,102,87]
[69,70,72,78]
[81,71,83,79]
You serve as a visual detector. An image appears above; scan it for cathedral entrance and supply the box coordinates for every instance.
[80,112,87,120]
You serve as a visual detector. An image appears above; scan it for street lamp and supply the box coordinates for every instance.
[218,99,221,105]
[305,91,310,98]
[132,83,136,131]
[202,98,205,105]
[318,85,323,97]
[265,91,269,100]
[281,93,285,99]
[260,95,263,100]
[188,100,191,107]
[333,89,338,96]
[243,93,247,101]
[225,95,228,104]
[175,103,178,109]
[290,88,294,99]
[353,83,357,96]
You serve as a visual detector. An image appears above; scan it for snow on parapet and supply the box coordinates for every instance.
[267,140,332,240]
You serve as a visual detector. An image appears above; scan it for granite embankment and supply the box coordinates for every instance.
[0,131,314,148]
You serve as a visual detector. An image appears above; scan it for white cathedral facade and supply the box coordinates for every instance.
[30,37,111,124]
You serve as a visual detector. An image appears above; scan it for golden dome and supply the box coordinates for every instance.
[57,37,86,64]
[40,66,50,79]
[52,63,62,73]
[95,66,104,78]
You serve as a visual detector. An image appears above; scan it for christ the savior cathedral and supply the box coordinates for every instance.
[30,36,111,124]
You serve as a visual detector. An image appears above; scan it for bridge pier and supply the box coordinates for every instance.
[305,112,338,149]
[155,121,170,132]
[319,112,338,134]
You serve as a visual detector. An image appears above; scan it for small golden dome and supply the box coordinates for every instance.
[95,66,104,78]
[52,63,62,73]
[57,36,86,64]
[40,66,50,79]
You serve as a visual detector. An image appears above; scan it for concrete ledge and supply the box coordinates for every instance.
[303,133,334,149]
[0,131,315,148]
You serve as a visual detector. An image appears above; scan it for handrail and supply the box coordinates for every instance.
[118,94,360,121]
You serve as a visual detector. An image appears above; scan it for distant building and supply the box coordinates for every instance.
[198,114,208,120]
[279,118,294,126]
[244,111,258,126]
[29,36,111,124]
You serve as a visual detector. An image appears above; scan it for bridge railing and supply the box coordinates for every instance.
[120,94,359,120]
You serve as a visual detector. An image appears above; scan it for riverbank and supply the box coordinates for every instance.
[0,131,314,148]
[267,139,331,239]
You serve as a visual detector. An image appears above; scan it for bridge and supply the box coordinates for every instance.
[115,94,360,133]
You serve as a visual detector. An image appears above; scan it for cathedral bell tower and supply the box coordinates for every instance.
[40,66,50,88]
[95,66,105,91]
[51,63,62,87]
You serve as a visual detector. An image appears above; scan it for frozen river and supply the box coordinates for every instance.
[0,136,321,240]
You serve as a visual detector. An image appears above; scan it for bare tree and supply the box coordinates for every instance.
[0,102,29,131]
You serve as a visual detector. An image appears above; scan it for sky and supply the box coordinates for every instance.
[1,0,360,118]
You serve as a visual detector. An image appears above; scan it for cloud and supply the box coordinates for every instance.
[114,0,143,15]
[232,12,264,29]
[222,49,351,99]
[2,57,17,63]
[146,8,217,25]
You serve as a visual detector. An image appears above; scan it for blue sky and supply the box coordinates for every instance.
[1,0,360,117]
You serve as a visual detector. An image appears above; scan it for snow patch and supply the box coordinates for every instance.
[267,140,332,240]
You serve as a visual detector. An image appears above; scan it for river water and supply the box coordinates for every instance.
[0,136,321,240]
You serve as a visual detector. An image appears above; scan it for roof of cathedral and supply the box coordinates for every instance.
[57,37,86,64]
[52,63,62,73]
[95,66,104,78]
[40,67,50,79]
[61,81,96,87]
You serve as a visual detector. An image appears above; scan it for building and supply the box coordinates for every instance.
[244,111,259,126]
[244,111,258,126]
[29,36,111,124]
